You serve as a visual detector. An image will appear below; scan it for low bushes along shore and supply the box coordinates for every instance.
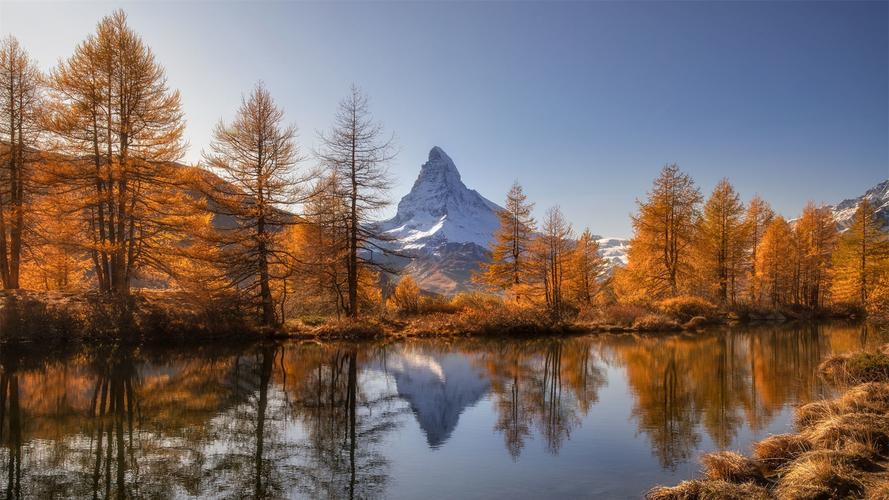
[0,289,870,344]
[285,294,864,341]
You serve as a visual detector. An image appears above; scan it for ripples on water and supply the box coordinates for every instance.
[0,322,886,499]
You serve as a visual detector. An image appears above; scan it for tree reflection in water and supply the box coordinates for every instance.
[482,337,607,458]
[284,346,406,499]
[0,354,22,500]
[86,347,140,500]
[0,322,884,498]
[608,323,882,469]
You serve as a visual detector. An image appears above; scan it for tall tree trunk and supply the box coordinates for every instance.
[8,84,24,289]
[348,145,358,319]
[91,107,112,293]
[861,218,867,305]
[347,351,357,499]
[0,208,9,289]
[254,347,273,499]
[258,219,275,326]
[0,79,14,289]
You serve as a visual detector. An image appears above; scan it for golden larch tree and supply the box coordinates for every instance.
[743,195,774,303]
[795,203,837,308]
[391,275,421,314]
[202,82,304,326]
[755,217,796,306]
[477,181,537,298]
[532,206,573,319]
[316,85,396,319]
[831,199,888,306]
[694,178,746,304]
[0,36,42,289]
[623,164,702,300]
[289,171,351,318]
[45,10,186,295]
[566,228,604,308]
[20,185,91,291]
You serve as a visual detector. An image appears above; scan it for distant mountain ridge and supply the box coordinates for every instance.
[830,179,889,231]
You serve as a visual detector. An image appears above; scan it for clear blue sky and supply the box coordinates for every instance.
[2,1,887,237]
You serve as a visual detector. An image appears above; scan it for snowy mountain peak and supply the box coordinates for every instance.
[377,146,632,294]
[422,146,460,184]
[394,146,466,217]
[428,145,457,170]
[382,147,501,250]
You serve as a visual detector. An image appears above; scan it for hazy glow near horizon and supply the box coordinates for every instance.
[2,1,886,237]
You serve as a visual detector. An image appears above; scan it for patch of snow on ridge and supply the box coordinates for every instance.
[830,179,889,231]
[595,236,630,267]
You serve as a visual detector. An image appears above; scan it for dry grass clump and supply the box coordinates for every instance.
[794,400,840,429]
[865,477,889,500]
[312,319,385,339]
[598,303,650,327]
[845,352,889,381]
[819,351,889,385]
[793,384,889,431]
[656,295,718,322]
[776,449,873,500]
[682,316,710,330]
[645,479,772,500]
[837,382,889,415]
[633,313,681,331]
[700,451,767,484]
[753,434,811,467]
[449,292,502,312]
[801,413,889,454]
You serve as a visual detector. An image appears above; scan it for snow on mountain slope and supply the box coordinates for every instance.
[830,179,889,231]
[378,146,629,294]
[380,146,502,251]
[595,237,629,267]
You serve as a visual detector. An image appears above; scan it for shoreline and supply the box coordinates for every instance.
[0,289,872,347]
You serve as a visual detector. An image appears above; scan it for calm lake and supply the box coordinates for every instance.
[1,322,887,499]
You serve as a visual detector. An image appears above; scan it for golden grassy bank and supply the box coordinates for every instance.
[646,344,889,500]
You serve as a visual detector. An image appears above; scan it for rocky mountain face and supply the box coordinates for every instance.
[378,147,629,294]
[376,147,502,294]
[380,147,502,251]
[830,179,889,231]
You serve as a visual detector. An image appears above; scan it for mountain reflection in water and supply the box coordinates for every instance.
[0,322,886,499]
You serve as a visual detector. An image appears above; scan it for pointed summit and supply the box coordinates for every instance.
[428,145,450,162]
[414,146,463,193]
[380,147,501,251]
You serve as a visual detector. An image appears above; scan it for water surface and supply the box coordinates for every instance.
[1,322,886,499]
